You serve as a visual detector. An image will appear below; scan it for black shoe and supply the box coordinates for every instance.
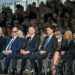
[38,72,43,75]
[3,70,8,74]
[0,70,3,74]
[69,71,73,75]
[18,70,23,75]
[11,70,16,74]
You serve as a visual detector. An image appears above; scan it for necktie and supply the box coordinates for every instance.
[26,37,31,51]
[43,36,51,50]
[6,37,15,50]
[28,37,32,43]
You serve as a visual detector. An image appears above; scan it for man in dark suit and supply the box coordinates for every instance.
[0,36,6,52]
[30,25,58,74]
[0,27,23,73]
[11,26,40,74]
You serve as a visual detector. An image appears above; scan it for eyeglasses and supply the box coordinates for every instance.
[12,31,18,33]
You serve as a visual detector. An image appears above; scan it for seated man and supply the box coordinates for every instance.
[0,27,23,73]
[11,26,40,74]
[30,25,58,74]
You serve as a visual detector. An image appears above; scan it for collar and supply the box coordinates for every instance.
[31,34,35,40]
[48,35,53,38]
[12,36,17,39]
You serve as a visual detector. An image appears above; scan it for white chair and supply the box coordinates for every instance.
[0,58,5,70]
[43,53,54,75]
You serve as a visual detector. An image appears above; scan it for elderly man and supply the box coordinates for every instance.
[0,27,23,73]
[11,26,40,74]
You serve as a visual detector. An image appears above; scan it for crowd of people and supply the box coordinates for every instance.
[0,0,75,75]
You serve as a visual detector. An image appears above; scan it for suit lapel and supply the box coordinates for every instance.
[31,35,35,41]
[27,36,35,45]
[29,35,35,43]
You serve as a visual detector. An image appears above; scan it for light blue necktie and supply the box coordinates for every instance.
[43,36,51,50]
[6,37,15,50]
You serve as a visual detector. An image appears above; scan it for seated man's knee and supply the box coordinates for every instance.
[22,56,27,60]
[6,55,13,60]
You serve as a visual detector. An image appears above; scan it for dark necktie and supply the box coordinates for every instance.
[28,37,31,42]
[26,37,31,51]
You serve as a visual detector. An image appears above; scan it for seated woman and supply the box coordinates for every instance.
[52,31,62,75]
[59,30,73,75]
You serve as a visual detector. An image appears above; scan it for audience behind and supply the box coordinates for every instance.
[0,0,75,75]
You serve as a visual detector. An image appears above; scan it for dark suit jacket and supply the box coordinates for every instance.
[22,35,40,53]
[69,40,75,50]
[2,36,23,53]
[69,40,75,55]
[41,35,58,53]
[60,40,70,51]
[0,36,6,52]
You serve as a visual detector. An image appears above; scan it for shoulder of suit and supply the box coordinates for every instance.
[70,40,74,43]
[52,35,57,39]
[16,36,19,38]
[45,36,48,38]
[34,35,39,39]
[0,36,5,39]
[52,35,55,37]
[16,36,23,40]
[8,37,12,39]
[32,35,40,41]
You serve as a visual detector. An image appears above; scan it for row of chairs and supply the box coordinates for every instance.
[0,57,75,75]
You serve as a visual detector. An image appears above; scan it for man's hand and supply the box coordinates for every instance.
[20,50,29,55]
[61,51,65,55]
[40,50,47,54]
[3,50,11,55]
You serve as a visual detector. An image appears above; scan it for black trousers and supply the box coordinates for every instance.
[12,52,35,71]
[60,51,73,72]
[30,52,48,73]
[69,50,75,71]
[12,52,22,70]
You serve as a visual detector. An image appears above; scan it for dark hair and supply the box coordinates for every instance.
[72,31,75,34]
[46,25,55,30]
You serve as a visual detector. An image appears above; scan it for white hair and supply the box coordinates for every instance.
[18,30,24,38]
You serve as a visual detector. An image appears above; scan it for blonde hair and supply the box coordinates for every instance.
[54,31,61,36]
[64,30,73,41]
[18,30,24,38]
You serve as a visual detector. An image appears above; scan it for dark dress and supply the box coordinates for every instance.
[68,39,75,71]
[60,39,72,72]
